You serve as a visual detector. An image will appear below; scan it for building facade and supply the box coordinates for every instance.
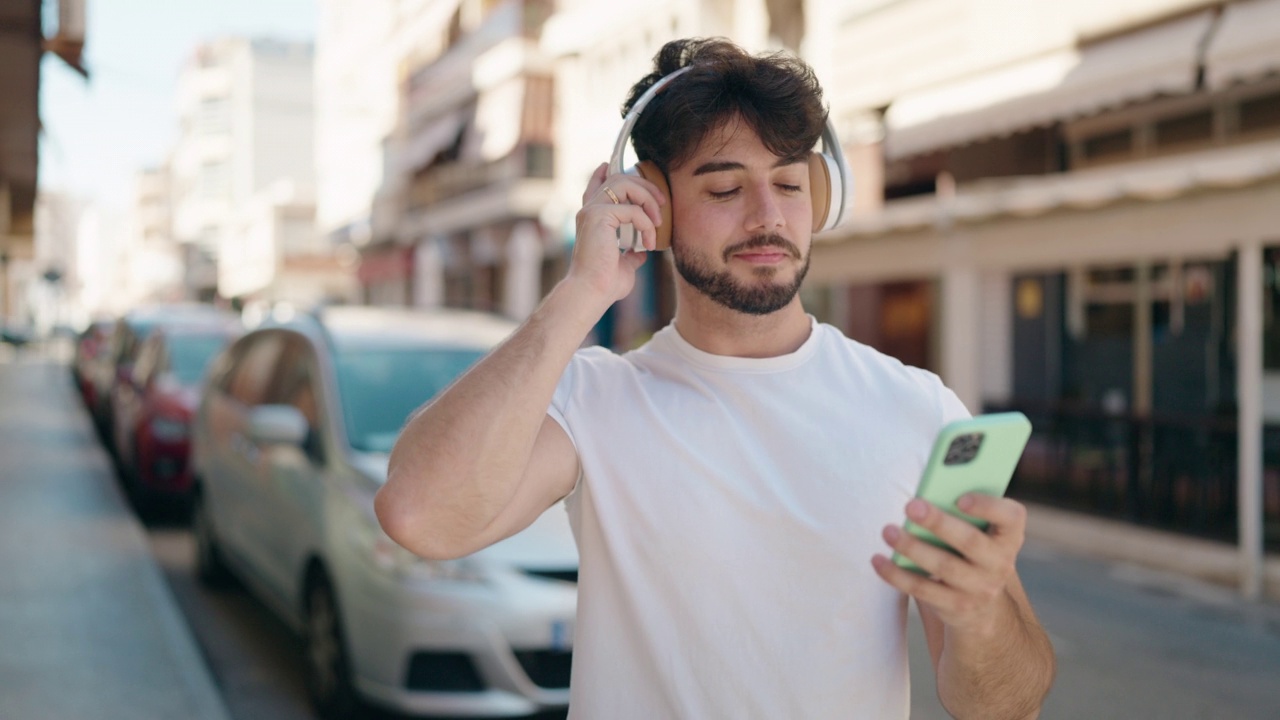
[170,37,316,301]
[805,0,1279,596]
[314,0,473,262]
[364,0,557,317]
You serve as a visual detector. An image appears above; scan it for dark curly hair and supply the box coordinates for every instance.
[622,38,828,174]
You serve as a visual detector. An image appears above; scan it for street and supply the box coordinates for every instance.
[5,352,1280,719]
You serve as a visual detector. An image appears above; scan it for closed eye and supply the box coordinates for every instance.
[778,184,802,194]
[709,188,740,199]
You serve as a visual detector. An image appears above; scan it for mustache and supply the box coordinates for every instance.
[722,234,802,261]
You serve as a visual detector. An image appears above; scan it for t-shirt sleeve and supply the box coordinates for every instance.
[546,352,581,452]
[547,348,613,503]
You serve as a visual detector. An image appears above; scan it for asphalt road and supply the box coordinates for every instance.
[909,541,1280,720]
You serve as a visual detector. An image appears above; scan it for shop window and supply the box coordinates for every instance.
[1089,266,1135,284]
[1154,110,1213,149]
[1240,92,1280,136]
[1085,303,1133,338]
[1081,128,1133,162]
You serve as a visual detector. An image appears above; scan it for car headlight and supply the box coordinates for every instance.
[354,517,487,584]
[150,416,189,442]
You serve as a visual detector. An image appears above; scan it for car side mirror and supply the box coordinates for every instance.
[246,404,309,447]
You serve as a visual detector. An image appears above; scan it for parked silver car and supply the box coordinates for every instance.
[191,306,577,719]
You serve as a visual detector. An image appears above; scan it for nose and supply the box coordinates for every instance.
[743,180,785,233]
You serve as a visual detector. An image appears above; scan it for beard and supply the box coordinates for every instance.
[671,233,810,316]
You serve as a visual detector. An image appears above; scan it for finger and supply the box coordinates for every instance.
[882,524,987,593]
[600,177,664,229]
[582,162,608,204]
[871,554,961,607]
[621,173,667,206]
[579,203,658,250]
[956,494,1028,537]
[904,499,995,567]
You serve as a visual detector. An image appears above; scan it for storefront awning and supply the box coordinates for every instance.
[828,138,1280,239]
[885,10,1216,159]
[1205,0,1280,90]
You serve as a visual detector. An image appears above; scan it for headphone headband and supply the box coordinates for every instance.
[818,118,850,228]
[609,66,692,176]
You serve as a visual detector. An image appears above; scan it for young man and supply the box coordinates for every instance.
[378,38,1055,719]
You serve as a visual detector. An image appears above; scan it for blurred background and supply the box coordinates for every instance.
[3,0,1280,719]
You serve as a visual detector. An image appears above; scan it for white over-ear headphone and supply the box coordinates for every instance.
[609,65,852,252]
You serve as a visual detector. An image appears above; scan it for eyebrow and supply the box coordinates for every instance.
[690,155,809,176]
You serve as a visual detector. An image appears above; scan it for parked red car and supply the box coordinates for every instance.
[111,321,239,513]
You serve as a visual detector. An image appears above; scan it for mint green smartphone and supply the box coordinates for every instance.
[891,411,1032,574]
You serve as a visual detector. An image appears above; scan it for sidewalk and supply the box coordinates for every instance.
[1026,501,1280,604]
[0,353,230,720]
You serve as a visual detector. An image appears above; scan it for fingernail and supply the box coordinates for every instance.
[906,499,928,520]
[957,494,974,511]
[884,525,901,543]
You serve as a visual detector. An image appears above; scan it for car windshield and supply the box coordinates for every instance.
[334,346,484,454]
[169,334,230,385]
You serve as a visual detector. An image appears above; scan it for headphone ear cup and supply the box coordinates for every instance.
[808,152,835,233]
[635,160,673,250]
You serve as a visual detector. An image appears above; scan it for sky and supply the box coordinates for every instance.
[38,0,317,209]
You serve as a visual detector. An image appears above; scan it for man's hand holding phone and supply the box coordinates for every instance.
[871,412,1033,634]
[872,493,1028,635]
[567,162,666,310]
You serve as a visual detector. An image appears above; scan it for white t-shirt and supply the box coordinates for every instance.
[546,316,970,719]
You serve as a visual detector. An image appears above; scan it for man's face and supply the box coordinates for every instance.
[666,118,813,316]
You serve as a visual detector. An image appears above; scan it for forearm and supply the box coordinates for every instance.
[378,279,605,556]
[936,590,1056,720]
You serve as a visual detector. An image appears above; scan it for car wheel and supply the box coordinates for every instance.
[193,492,231,588]
[304,575,362,720]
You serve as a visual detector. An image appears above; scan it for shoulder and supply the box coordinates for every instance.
[815,323,969,422]
[555,343,644,398]
[816,324,932,385]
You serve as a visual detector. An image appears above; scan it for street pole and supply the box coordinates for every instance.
[1237,239,1264,601]
[1,181,10,322]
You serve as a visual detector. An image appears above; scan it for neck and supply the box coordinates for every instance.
[671,289,812,358]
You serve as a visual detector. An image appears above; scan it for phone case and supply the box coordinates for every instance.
[891,411,1032,574]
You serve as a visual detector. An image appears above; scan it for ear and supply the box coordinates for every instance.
[807,152,833,232]
[636,160,673,250]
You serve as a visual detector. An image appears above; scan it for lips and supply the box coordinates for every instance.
[733,250,788,263]
[723,234,801,262]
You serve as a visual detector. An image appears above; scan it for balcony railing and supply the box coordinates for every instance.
[987,400,1280,550]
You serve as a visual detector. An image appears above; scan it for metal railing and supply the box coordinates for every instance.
[987,401,1280,550]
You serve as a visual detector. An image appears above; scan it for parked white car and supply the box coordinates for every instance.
[191,306,578,719]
